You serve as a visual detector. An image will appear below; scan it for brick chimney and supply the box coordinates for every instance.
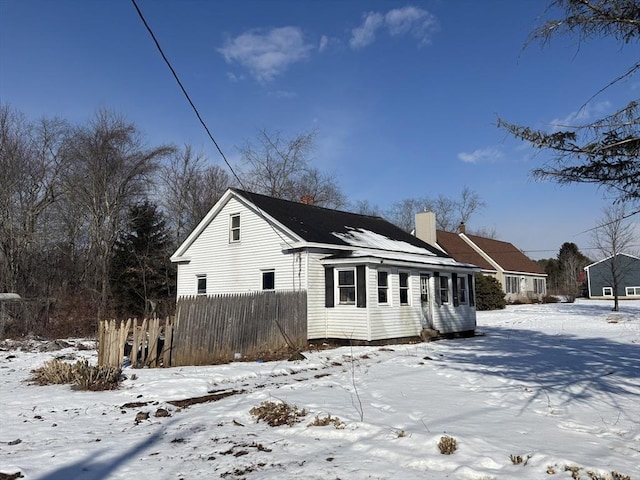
[458,222,466,234]
[300,195,314,205]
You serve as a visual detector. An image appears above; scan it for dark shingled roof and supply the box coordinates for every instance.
[436,229,545,275]
[232,189,448,257]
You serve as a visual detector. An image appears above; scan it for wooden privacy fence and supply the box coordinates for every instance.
[98,317,174,368]
[172,290,307,366]
[98,290,307,368]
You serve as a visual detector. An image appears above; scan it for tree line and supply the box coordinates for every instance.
[0,105,487,337]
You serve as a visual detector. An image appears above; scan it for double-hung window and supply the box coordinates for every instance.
[603,286,613,296]
[262,270,275,290]
[505,276,520,294]
[229,214,240,242]
[196,274,207,295]
[457,275,467,304]
[534,278,545,294]
[399,272,410,305]
[338,269,356,305]
[378,271,389,304]
[626,286,640,296]
[439,275,450,304]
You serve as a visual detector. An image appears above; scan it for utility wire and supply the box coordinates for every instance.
[130,0,241,187]
[130,0,296,252]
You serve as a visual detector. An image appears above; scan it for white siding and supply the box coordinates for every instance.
[431,273,476,334]
[176,197,303,297]
[306,252,329,339]
[368,267,423,341]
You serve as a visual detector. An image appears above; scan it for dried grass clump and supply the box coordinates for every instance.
[30,359,122,391]
[510,453,532,466]
[437,435,457,455]
[559,464,631,480]
[307,414,345,429]
[249,400,307,427]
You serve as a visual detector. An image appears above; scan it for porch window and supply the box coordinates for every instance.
[457,275,467,304]
[439,275,450,304]
[378,271,389,304]
[399,272,410,305]
[262,270,275,290]
[229,214,240,242]
[338,269,356,305]
[533,278,545,294]
[505,275,520,294]
[603,286,613,296]
[196,274,207,295]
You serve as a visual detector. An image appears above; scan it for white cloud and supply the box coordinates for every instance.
[319,35,329,52]
[384,6,438,45]
[549,101,611,130]
[350,6,438,49]
[218,27,313,82]
[349,12,384,49]
[457,147,503,164]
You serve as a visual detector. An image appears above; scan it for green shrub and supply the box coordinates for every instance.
[474,275,506,311]
[29,359,122,391]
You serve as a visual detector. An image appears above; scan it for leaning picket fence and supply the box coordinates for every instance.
[98,317,173,368]
[97,290,307,368]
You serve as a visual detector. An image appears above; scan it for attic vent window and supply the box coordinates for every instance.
[230,214,240,242]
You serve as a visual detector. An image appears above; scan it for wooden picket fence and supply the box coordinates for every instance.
[98,317,174,368]
[97,290,307,368]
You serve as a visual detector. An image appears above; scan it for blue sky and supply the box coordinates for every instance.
[1,0,638,260]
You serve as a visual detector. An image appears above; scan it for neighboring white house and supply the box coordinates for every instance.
[171,189,480,342]
[415,212,547,302]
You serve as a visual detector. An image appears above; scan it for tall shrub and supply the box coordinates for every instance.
[475,274,506,310]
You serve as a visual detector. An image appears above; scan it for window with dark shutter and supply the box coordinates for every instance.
[356,265,366,308]
[325,267,334,307]
[468,274,475,306]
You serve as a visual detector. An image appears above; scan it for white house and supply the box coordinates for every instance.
[171,189,480,342]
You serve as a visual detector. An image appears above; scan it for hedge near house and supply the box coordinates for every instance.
[475,274,506,311]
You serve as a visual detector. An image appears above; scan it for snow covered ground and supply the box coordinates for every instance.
[1,299,638,480]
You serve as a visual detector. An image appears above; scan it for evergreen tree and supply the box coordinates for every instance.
[111,201,175,318]
[557,242,592,298]
[475,274,506,311]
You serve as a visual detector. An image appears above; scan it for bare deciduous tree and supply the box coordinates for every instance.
[0,104,69,296]
[237,129,345,208]
[62,109,174,320]
[384,187,486,233]
[350,199,382,217]
[159,145,232,245]
[591,203,636,310]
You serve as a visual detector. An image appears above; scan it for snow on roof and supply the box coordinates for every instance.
[327,249,477,269]
[332,227,438,256]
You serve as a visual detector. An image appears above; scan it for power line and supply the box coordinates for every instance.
[130,0,296,251]
[130,0,241,187]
